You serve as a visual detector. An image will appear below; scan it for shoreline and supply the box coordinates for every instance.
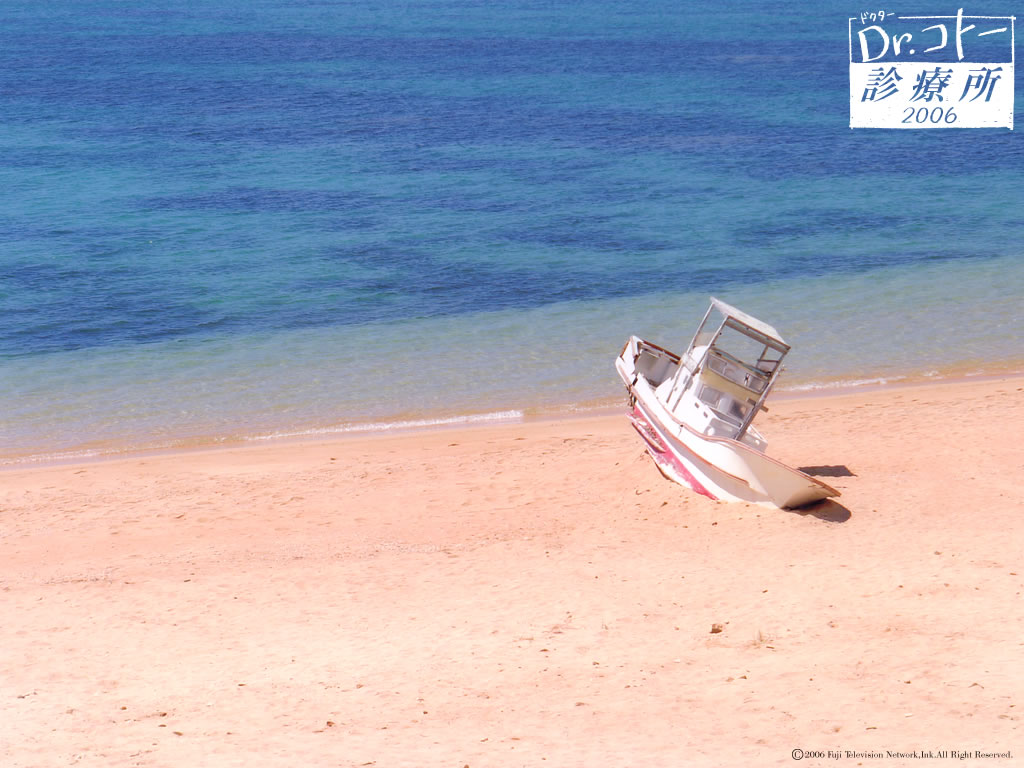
[3,369,1022,765]
[5,363,1023,471]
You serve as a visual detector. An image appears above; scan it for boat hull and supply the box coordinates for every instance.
[617,338,839,509]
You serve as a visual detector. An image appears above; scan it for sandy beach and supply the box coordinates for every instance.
[2,375,1022,767]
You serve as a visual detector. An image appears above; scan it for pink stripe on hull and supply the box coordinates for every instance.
[629,406,717,501]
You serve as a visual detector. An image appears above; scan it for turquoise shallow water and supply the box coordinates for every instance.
[2,1,1023,462]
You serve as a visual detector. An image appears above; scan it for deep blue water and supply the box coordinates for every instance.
[2,0,1022,459]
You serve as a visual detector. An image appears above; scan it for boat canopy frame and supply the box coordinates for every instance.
[675,298,792,441]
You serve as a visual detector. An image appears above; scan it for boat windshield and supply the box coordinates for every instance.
[712,325,784,376]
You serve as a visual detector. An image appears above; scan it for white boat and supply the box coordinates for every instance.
[615,297,839,509]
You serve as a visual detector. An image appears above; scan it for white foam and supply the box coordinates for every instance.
[0,448,108,467]
[244,409,525,441]
[784,375,906,392]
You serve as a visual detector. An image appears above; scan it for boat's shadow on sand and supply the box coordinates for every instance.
[799,464,856,478]
[787,499,852,523]
[789,465,855,521]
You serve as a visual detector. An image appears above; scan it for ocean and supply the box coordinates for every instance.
[2,0,1022,463]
